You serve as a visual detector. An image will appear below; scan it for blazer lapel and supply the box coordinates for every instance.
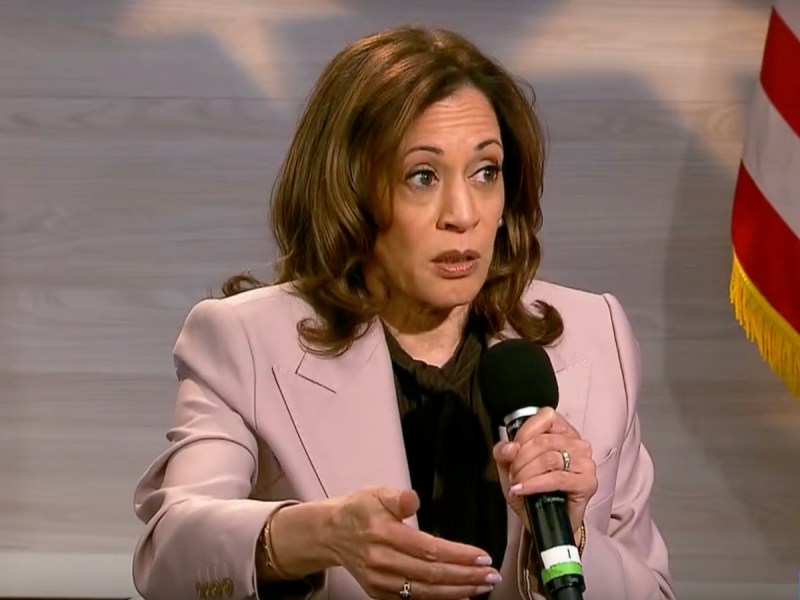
[272,320,416,524]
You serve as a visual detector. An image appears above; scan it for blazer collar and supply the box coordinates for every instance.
[294,320,385,393]
[273,317,591,512]
[292,319,576,391]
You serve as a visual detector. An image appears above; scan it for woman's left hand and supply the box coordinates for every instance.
[492,407,598,539]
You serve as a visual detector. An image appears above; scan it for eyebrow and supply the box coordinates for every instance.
[404,138,503,156]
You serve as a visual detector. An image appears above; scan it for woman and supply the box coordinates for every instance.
[132,26,676,600]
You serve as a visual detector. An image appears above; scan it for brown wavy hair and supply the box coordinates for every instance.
[223,25,563,355]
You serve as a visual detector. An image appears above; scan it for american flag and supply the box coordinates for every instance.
[730,0,800,396]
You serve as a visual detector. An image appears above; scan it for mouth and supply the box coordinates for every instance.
[431,250,481,279]
[431,249,481,263]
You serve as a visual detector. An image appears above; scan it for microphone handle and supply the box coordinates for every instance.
[507,413,585,600]
[552,585,585,600]
[523,493,585,600]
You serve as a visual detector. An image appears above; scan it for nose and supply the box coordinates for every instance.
[437,178,479,232]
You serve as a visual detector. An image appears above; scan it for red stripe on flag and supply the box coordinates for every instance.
[761,8,800,137]
[732,162,800,334]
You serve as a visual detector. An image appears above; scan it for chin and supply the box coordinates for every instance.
[422,277,486,310]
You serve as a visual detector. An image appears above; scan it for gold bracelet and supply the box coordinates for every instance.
[577,523,587,556]
[261,507,290,579]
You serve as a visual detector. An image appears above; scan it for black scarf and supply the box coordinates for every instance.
[385,329,508,592]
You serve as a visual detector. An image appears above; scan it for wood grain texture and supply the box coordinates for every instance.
[2,0,799,597]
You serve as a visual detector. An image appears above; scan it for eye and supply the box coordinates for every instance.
[406,168,437,189]
[474,164,501,184]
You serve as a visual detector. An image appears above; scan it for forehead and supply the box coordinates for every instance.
[402,86,500,145]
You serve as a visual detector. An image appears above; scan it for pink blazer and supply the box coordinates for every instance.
[132,280,676,600]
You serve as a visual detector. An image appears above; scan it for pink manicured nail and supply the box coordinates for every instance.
[502,443,515,456]
[476,585,494,595]
[475,555,492,566]
[509,483,523,495]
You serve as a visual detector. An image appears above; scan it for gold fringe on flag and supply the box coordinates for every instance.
[730,252,800,397]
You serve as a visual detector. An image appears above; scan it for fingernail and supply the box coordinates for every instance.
[485,573,502,584]
[509,483,523,495]
[476,585,494,594]
[502,443,515,456]
[475,555,492,566]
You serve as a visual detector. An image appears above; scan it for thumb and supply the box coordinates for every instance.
[375,487,420,521]
[492,441,518,472]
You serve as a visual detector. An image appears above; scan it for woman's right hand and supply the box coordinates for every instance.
[325,486,501,600]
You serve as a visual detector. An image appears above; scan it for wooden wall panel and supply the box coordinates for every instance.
[1,1,798,597]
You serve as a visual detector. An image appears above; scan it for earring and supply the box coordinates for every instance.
[498,216,505,227]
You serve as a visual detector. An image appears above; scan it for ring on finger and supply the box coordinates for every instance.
[399,579,412,599]
[560,449,571,472]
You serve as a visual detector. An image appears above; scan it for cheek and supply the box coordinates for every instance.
[375,213,428,260]
[373,228,423,286]
[480,218,501,250]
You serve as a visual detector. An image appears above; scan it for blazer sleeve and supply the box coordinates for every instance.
[573,293,676,600]
[132,299,320,600]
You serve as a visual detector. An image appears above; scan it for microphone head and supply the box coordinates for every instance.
[478,338,559,431]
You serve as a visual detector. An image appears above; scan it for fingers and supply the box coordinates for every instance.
[505,432,596,499]
[513,407,579,445]
[341,488,500,599]
[507,436,596,495]
[491,440,519,467]
[509,468,597,499]
[358,527,500,600]
[385,523,493,567]
[405,582,494,600]
[360,546,499,599]
[375,488,421,521]
[367,570,494,600]
[509,435,592,481]
[366,487,493,567]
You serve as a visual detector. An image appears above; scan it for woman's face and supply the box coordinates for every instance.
[370,86,505,313]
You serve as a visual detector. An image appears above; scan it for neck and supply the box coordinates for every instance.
[381,302,469,367]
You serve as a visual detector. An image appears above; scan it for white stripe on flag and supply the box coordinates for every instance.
[776,0,800,39]
[741,82,800,238]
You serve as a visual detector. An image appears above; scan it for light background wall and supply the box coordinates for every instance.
[1,1,799,598]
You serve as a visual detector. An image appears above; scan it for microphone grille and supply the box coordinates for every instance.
[478,338,559,430]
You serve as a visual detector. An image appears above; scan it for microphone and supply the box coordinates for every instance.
[478,339,585,600]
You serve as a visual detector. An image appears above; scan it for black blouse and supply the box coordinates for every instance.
[384,328,509,583]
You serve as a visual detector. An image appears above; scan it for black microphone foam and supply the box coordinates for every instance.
[479,338,559,430]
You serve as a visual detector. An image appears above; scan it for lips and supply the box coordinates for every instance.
[432,249,481,263]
